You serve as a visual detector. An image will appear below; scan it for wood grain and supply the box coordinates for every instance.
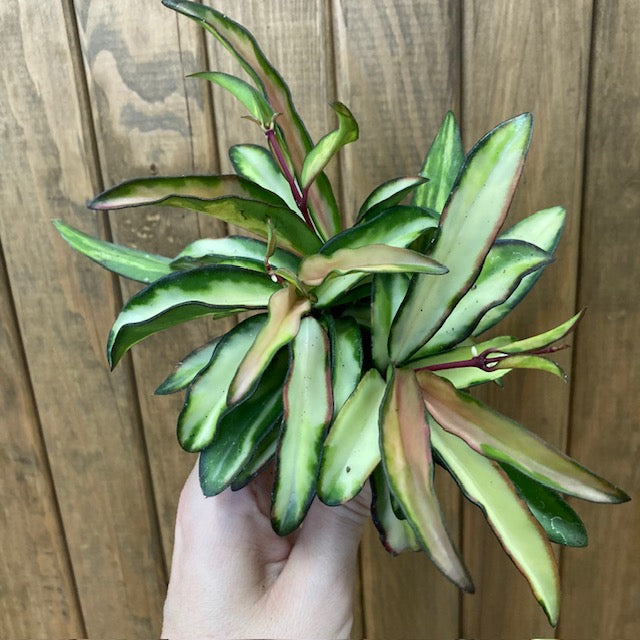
[559,1,640,636]
[332,2,462,636]
[460,2,593,636]
[1,1,167,635]
[0,245,85,638]
[72,0,234,570]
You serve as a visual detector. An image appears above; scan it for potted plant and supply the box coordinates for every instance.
[54,0,628,627]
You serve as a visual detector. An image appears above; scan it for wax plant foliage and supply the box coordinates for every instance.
[54,0,629,626]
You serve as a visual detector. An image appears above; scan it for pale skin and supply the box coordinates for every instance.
[162,463,370,640]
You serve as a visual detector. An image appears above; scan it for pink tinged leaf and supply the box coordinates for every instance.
[417,370,630,503]
[298,245,447,287]
[430,419,560,626]
[380,368,473,592]
[390,114,533,363]
[228,285,310,405]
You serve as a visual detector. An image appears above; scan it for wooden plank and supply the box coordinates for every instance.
[460,1,592,636]
[72,0,233,569]
[0,245,85,638]
[1,2,166,636]
[332,2,462,636]
[559,1,640,637]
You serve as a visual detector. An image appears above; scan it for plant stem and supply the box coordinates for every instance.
[264,127,315,231]
[417,344,568,373]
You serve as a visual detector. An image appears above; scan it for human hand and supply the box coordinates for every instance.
[162,463,370,639]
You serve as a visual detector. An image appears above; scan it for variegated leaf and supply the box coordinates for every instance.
[390,114,533,363]
[89,175,322,256]
[358,176,428,221]
[230,425,280,491]
[271,317,332,535]
[107,266,277,368]
[380,368,473,591]
[418,370,630,503]
[53,220,173,283]
[229,285,310,404]
[177,315,266,452]
[327,316,363,416]
[431,419,560,625]
[318,369,386,505]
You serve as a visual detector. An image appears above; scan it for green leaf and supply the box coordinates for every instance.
[380,368,473,591]
[229,286,310,404]
[230,425,280,491]
[53,219,174,283]
[172,235,300,273]
[500,464,588,547]
[301,102,359,190]
[493,354,566,380]
[430,419,560,625]
[419,239,552,355]
[318,369,386,505]
[417,370,630,503]
[475,206,567,335]
[321,205,439,254]
[370,465,421,554]
[390,114,534,363]
[229,144,300,214]
[299,244,447,287]
[177,315,266,452]
[107,266,277,368]
[155,337,221,395]
[410,336,515,389]
[199,349,287,495]
[498,311,582,355]
[371,274,410,371]
[161,0,341,238]
[327,317,363,416]
[413,111,464,214]
[190,71,274,125]
[89,175,322,256]
[358,176,429,221]
[271,317,332,535]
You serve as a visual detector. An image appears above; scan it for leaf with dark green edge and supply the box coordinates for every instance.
[410,335,515,389]
[161,0,341,239]
[326,316,363,416]
[430,419,559,625]
[177,314,266,452]
[329,282,372,308]
[321,205,439,255]
[172,235,300,273]
[390,114,533,363]
[372,274,410,371]
[318,369,386,505]
[380,367,473,591]
[417,369,630,503]
[230,423,280,491]
[89,175,322,256]
[300,102,358,190]
[190,71,274,125]
[500,463,588,547]
[493,354,566,380]
[155,337,221,395]
[299,245,447,287]
[53,219,173,283]
[357,176,428,221]
[474,206,567,336]
[229,286,310,405]
[229,144,300,214]
[370,465,421,554]
[199,349,287,496]
[418,239,553,355]
[271,317,333,535]
[498,311,583,355]
[412,111,464,215]
[107,265,278,368]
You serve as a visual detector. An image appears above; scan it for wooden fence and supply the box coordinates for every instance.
[1,1,638,638]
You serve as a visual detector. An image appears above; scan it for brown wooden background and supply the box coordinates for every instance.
[2,1,638,638]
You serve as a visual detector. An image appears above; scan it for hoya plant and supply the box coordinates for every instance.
[55,0,628,626]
